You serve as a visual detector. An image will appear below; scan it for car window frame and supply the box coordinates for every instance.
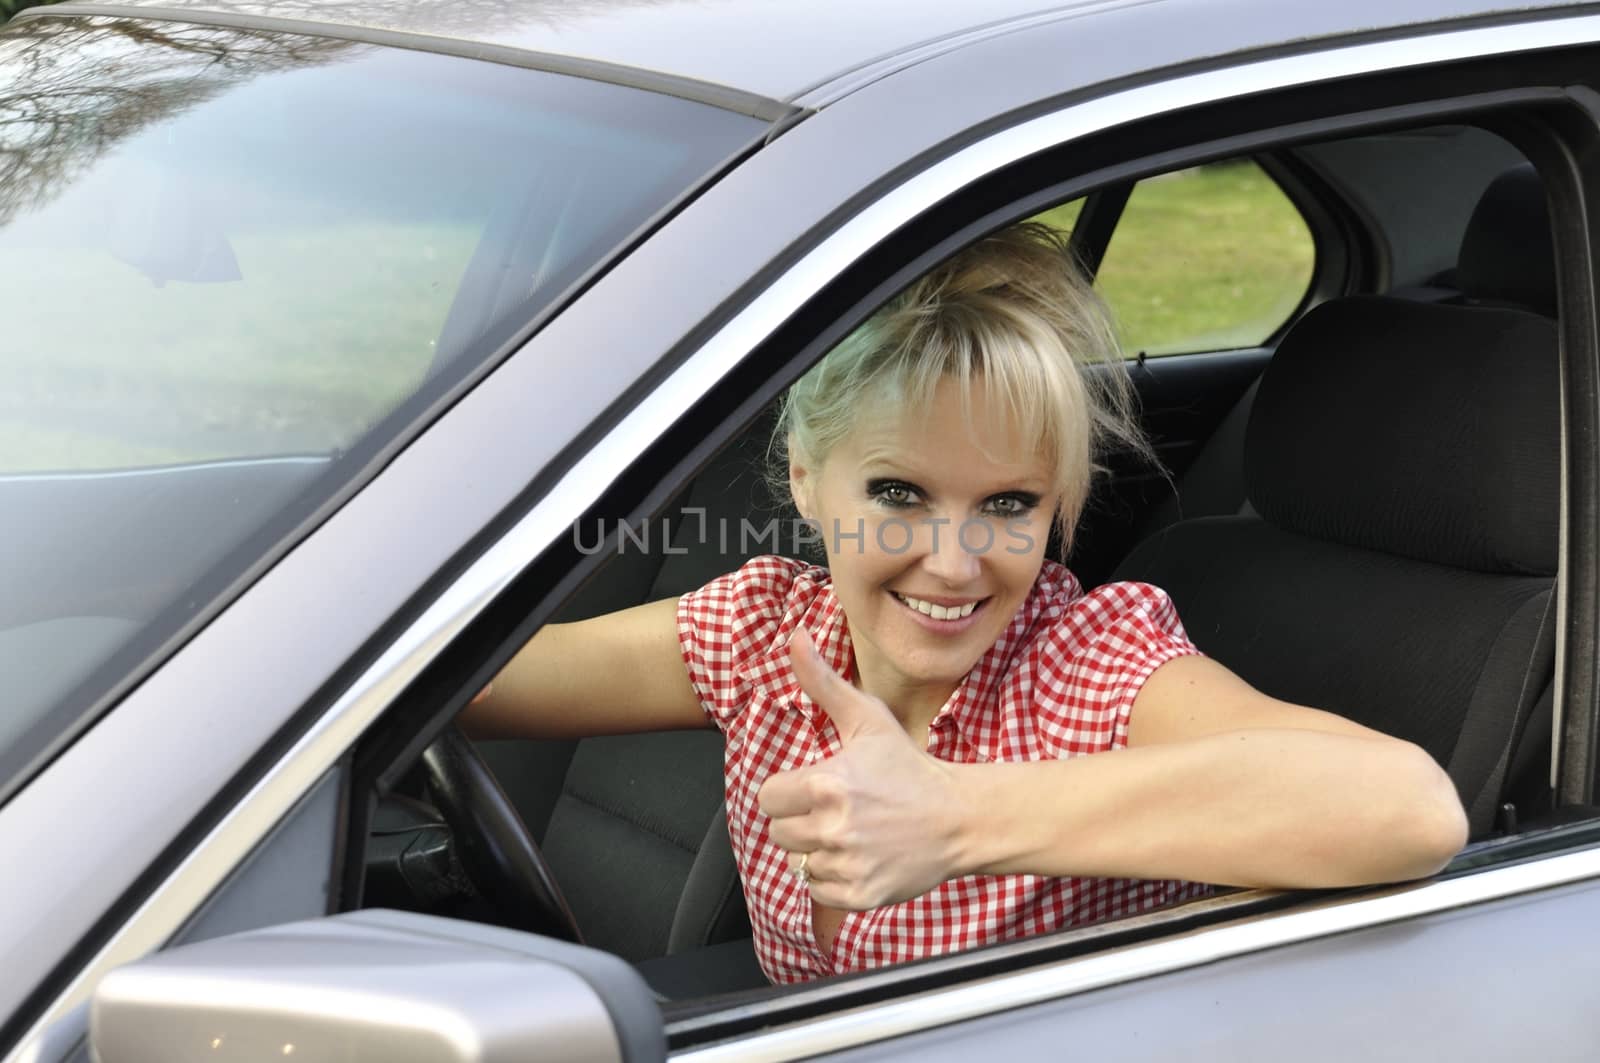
[643,103,1599,1059]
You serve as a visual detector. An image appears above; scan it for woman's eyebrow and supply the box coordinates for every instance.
[993,479,1051,495]
[864,473,929,492]
[859,452,1052,495]
[863,471,1050,499]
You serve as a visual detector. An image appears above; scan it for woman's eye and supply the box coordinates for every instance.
[869,481,919,507]
[985,494,1036,517]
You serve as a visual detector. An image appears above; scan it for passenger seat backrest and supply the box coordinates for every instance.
[1244,298,1556,578]
[1127,162,1556,551]
[1114,296,1558,837]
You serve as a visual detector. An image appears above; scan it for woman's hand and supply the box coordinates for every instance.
[757,629,971,911]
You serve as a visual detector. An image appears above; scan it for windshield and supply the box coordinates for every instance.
[0,14,763,801]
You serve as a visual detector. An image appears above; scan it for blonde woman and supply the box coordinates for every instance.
[466,223,1468,985]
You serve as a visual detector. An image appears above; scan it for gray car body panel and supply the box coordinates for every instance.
[30,0,1599,105]
[5,0,1600,1059]
[814,875,1600,1062]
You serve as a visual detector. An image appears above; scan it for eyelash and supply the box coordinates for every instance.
[866,480,1039,517]
[869,480,920,508]
[985,494,1037,518]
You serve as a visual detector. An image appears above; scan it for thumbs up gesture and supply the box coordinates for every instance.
[758,628,972,910]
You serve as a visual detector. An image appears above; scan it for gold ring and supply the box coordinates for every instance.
[791,852,811,884]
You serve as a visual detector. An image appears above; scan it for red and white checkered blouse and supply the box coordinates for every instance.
[677,554,1211,985]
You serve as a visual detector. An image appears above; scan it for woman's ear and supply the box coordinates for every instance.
[788,439,814,521]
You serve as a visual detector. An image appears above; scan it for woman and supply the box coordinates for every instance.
[465,223,1468,984]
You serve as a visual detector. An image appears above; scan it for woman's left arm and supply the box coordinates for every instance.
[958,654,1468,889]
[760,635,1468,911]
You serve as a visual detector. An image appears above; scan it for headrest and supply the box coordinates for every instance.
[1456,163,1556,316]
[1245,296,1558,575]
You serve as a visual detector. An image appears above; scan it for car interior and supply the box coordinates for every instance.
[352,123,1569,1003]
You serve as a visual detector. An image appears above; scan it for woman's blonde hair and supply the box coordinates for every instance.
[770,221,1151,549]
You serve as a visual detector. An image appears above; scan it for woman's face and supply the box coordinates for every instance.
[790,377,1059,711]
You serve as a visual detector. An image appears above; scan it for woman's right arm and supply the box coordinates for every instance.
[459,597,711,739]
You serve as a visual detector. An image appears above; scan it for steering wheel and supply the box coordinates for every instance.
[420,724,584,943]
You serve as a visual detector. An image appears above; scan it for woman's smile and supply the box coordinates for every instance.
[888,590,991,632]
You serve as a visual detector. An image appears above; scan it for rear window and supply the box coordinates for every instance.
[1095,161,1315,355]
[0,14,762,801]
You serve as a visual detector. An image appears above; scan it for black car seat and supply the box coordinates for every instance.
[1111,293,1559,839]
[1127,162,1556,547]
[1453,163,1556,317]
[476,423,786,966]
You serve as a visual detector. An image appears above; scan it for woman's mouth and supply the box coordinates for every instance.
[890,591,989,632]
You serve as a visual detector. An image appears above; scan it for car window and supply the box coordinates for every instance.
[1030,197,1083,235]
[0,15,763,801]
[458,132,1554,1000]
[1094,160,1315,356]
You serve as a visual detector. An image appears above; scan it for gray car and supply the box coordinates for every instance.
[3,0,1600,1060]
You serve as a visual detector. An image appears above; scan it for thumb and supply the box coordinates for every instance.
[789,627,899,742]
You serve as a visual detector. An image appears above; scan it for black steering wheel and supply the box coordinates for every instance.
[420,724,583,943]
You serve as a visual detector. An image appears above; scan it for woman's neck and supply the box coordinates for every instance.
[849,653,957,747]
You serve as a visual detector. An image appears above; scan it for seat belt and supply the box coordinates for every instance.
[1468,589,1557,837]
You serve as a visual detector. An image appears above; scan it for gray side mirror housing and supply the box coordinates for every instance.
[90,910,665,1063]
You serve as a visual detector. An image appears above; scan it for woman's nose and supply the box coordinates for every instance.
[918,520,983,584]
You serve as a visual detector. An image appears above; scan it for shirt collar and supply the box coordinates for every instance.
[748,567,854,727]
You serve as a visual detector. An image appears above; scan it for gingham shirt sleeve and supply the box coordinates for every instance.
[1035,580,1203,755]
[676,555,805,731]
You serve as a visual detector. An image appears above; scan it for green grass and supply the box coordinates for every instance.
[1091,162,1315,355]
[1028,163,1314,356]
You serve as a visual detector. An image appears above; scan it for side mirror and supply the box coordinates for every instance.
[90,910,665,1063]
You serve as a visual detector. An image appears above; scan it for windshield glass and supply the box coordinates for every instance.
[0,14,763,801]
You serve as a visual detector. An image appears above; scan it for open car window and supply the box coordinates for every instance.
[365,107,1576,1042]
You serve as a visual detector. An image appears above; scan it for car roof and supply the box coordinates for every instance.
[20,0,1597,110]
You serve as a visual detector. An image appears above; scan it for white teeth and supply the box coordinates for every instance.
[895,593,979,620]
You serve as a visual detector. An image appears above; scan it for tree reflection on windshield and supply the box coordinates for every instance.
[0,0,702,229]
[0,16,351,225]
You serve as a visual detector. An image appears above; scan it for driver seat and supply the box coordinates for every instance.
[478,427,784,969]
